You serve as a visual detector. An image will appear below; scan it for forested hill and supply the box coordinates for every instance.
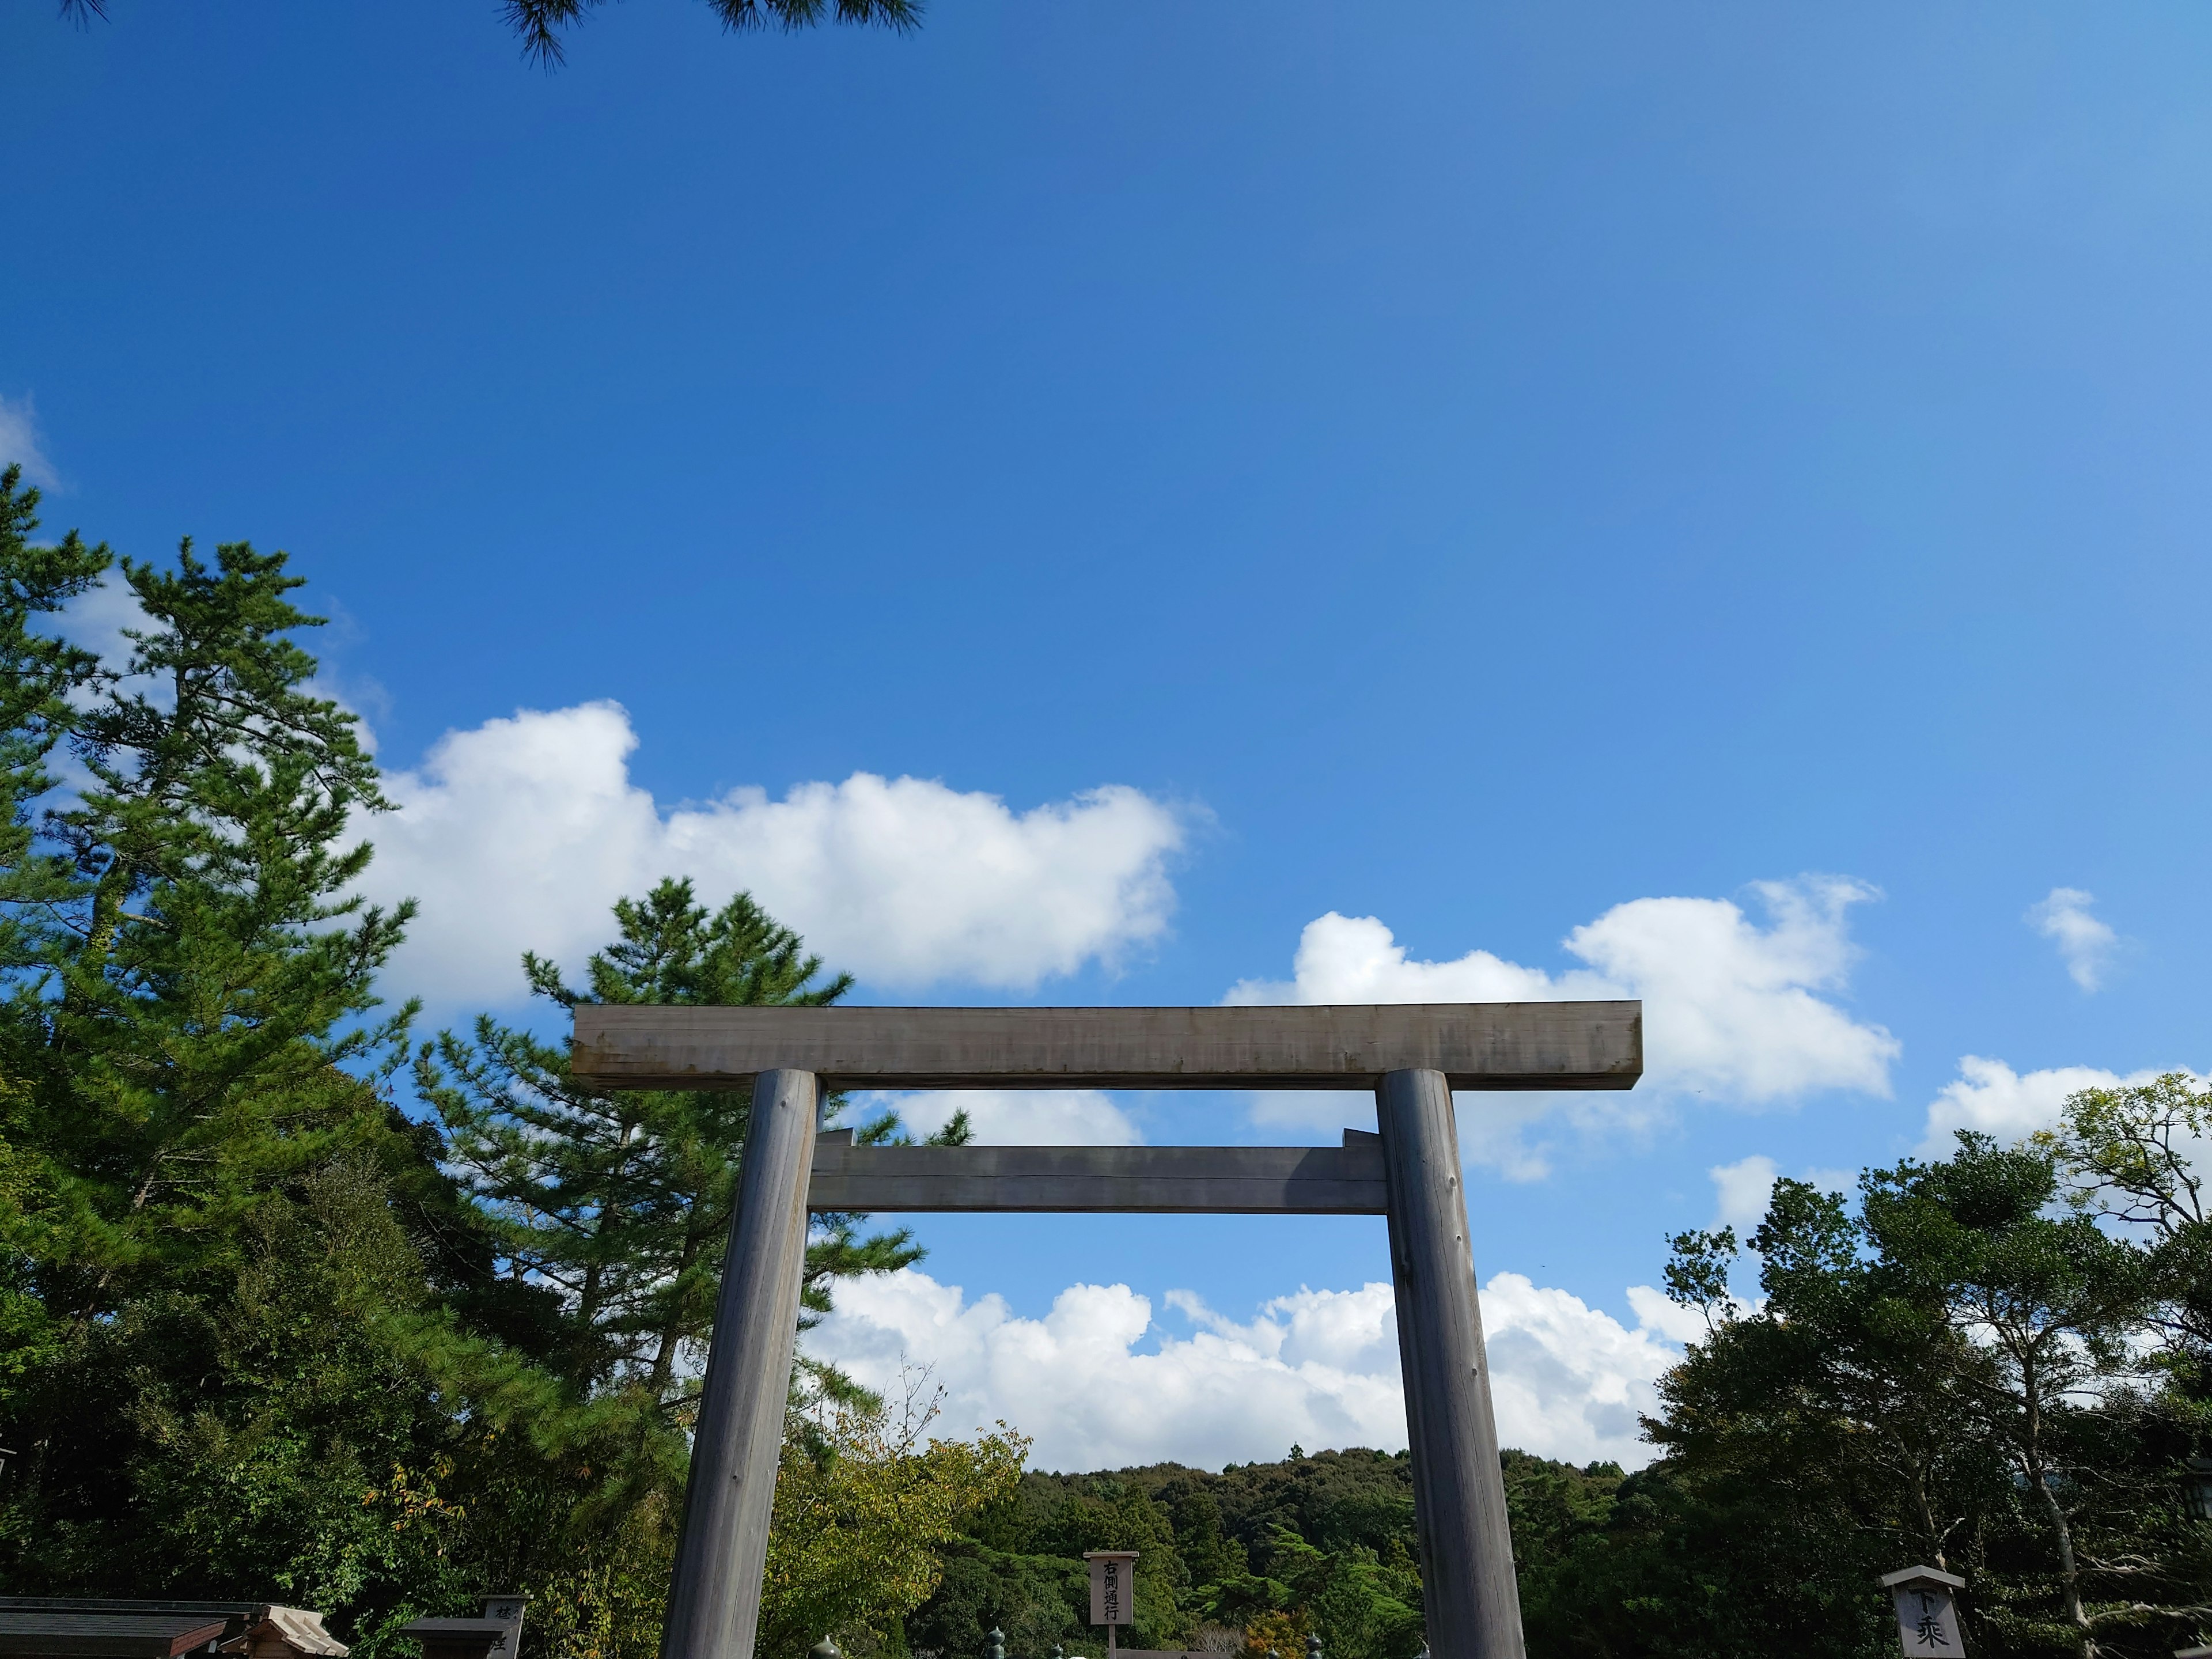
[906,1445,1623,1659]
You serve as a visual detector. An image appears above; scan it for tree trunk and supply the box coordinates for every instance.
[2021,1362,2095,1653]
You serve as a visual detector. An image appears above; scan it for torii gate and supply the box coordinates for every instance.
[571,1000,1643,1659]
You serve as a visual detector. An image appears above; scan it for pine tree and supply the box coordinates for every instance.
[410,878,970,1601]
[0,467,109,974]
[16,527,414,1325]
[0,487,434,1600]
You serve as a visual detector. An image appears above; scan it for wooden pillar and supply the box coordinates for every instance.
[659,1067,820,1659]
[1377,1067,1526,1659]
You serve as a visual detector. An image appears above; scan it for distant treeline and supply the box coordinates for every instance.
[904,1446,1606,1659]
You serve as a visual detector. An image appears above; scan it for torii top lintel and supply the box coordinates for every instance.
[569,1000,1642,1093]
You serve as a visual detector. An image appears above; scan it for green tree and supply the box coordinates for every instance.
[1860,1134,2154,1649]
[761,1381,1028,1659]
[1661,1177,1990,1574]
[919,1448,1438,1659]
[409,877,971,1644]
[0,467,108,968]
[12,526,414,1327]
[0,465,111,1429]
[2041,1073,2212,1366]
[0,484,444,1611]
[1573,1135,2194,1659]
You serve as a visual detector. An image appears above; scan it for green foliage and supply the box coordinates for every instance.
[410,878,943,1509]
[1532,1130,2210,1659]
[0,479,433,1608]
[912,1448,1450,1659]
[2040,1073,2212,1371]
[0,467,108,963]
[762,1384,1029,1659]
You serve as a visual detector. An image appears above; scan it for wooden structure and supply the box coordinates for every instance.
[0,1603,345,1659]
[571,999,1644,1659]
[395,1624,510,1659]
[397,1598,527,1659]
[0,1615,228,1659]
[1878,1567,1966,1656]
[807,1128,1387,1213]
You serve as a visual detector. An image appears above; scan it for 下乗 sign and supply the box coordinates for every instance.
[1880,1566,1965,1655]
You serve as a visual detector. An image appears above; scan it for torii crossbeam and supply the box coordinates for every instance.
[570,1000,1643,1659]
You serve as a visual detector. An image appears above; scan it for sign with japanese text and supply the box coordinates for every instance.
[1890,1581,1963,1654]
[1084,1551,1137,1626]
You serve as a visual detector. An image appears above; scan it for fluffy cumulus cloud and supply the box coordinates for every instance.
[1917,1055,2206,1157]
[1708,1154,1781,1232]
[1229,877,1898,1105]
[2027,887,2119,993]
[858,1089,1142,1146]
[355,702,1186,1004]
[0,393,59,490]
[804,1269,1683,1471]
[1704,1153,1855,1232]
[57,579,151,673]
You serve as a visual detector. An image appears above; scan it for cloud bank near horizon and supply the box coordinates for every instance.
[805,1267,1684,1471]
[1917,1054,2207,1157]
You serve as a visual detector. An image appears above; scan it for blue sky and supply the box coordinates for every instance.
[7,0,2210,1470]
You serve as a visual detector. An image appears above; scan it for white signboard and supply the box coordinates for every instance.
[1890,1582,1963,1655]
[1084,1552,1137,1626]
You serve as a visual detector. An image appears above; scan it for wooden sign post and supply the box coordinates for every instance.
[1879,1566,1966,1655]
[571,999,1643,1659]
[1084,1551,1138,1659]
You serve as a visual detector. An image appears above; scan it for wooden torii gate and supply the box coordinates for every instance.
[571,1001,1643,1659]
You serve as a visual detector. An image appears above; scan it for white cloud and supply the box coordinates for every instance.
[56,578,150,675]
[1704,1154,1855,1234]
[1227,880,1900,1172]
[356,701,1187,1005]
[1709,1154,1780,1232]
[1481,1273,1682,1465]
[1624,1284,1710,1347]
[0,393,59,490]
[858,1089,1142,1146]
[804,1268,1684,1471]
[1917,1054,2206,1157]
[1228,878,1898,1105]
[2027,887,2118,993]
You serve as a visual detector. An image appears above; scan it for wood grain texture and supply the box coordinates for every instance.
[658,1070,818,1659]
[571,1002,1642,1092]
[1379,1068,1527,1659]
[805,1130,1387,1213]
